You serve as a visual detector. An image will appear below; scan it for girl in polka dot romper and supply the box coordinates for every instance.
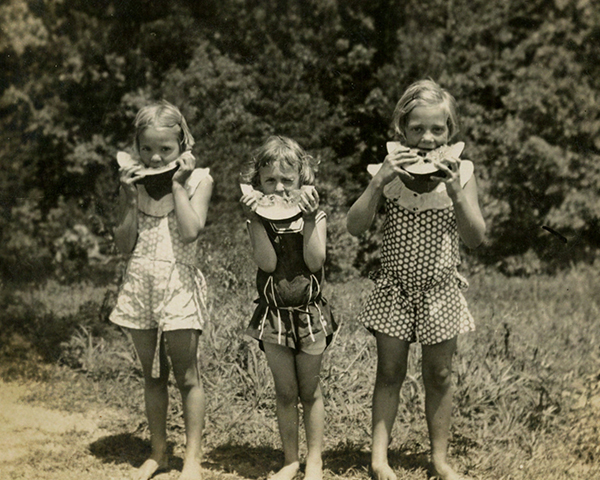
[111,101,213,480]
[347,80,486,480]
[240,136,338,480]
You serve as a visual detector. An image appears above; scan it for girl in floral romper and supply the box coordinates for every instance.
[347,80,486,480]
[240,136,338,480]
[111,101,213,480]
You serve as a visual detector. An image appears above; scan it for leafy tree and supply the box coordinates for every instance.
[1,0,599,283]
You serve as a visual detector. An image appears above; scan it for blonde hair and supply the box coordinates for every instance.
[133,100,195,154]
[392,79,459,142]
[242,136,319,188]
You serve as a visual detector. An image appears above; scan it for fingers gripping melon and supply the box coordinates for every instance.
[116,152,179,182]
[116,152,179,200]
[386,141,465,175]
[240,184,303,220]
[366,142,466,200]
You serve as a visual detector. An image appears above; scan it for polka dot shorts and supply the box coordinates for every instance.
[358,199,475,345]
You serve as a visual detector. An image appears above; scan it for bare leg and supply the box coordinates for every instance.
[166,329,205,480]
[296,352,324,480]
[128,328,170,480]
[263,343,301,480]
[371,333,410,480]
[422,337,462,480]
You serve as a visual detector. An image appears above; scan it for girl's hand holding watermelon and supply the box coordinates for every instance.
[239,186,262,220]
[378,142,416,185]
[172,150,197,187]
[298,185,319,220]
[431,152,462,199]
[118,162,143,201]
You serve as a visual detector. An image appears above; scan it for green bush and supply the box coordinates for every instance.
[0,280,116,379]
[2,0,600,285]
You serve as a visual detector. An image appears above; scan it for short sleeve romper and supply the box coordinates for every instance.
[358,161,476,345]
[245,211,338,355]
[110,168,211,376]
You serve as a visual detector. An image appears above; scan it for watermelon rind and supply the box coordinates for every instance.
[366,142,465,198]
[386,141,405,155]
[402,160,440,175]
[138,162,178,176]
[116,152,179,182]
[376,142,465,176]
[256,193,302,220]
[239,183,303,220]
[240,183,254,195]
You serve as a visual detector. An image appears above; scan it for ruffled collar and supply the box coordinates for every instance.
[384,160,474,211]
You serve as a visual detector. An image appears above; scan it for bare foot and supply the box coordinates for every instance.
[269,461,301,480]
[428,460,467,480]
[371,462,397,480]
[179,456,202,480]
[304,458,323,480]
[132,455,169,480]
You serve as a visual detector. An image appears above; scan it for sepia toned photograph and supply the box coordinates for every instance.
[1,1,599,479]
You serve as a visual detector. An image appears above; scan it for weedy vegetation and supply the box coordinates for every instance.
[1,244,599,480]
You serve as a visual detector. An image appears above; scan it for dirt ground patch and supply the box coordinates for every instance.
[0,380,256,480]
[0,380,137,480]
[0,381,97,460]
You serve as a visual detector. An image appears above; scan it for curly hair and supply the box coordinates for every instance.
[241,136,320,188]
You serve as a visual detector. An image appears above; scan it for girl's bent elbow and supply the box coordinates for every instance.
[181,232,201,244]
[346,220,364,237]
[181,236,195,245]
[259,261,277,273]
[465,230,486,249]
[115,242,133,255]
[307,257,326,273]
[466,238,484,249]
[114,231,135,254]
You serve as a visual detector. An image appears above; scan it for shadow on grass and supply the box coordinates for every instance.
[387,448,430,474]
[204,444,282,478]
[89,433,180,472]
[203,442,429,479]
[90,438,283,478]
[324,441,430,476]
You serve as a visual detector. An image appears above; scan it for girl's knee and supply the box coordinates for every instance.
[376,361,407,387]
[145,374,169,391]
[276,384,299,406]
[375,335,409,386]
[299,383,322,406]
[422,339,456,388]
[173,366,202,393]
[424,365,452,389]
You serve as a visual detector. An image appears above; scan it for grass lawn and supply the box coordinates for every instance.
[1,265,599,480]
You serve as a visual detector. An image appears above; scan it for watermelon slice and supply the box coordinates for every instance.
[384,142,465,176]
[240,183,303,221]
[116,152,179,200]
[366,142,466,199]
[116,152,179,183]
